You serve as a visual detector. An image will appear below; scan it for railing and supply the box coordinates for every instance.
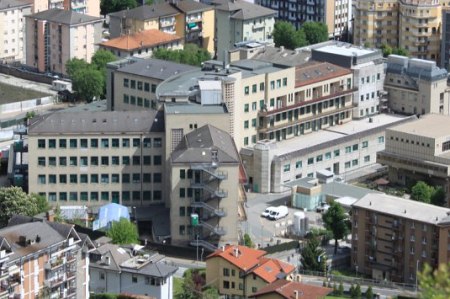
[189,240,217,252]
[45,258,65,271]
[199,222,226,236]
[190,183,228,198]
[191,164,227,180]
[190,201,226,218]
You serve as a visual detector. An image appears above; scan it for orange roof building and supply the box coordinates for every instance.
[250,279,332,299]
[99,29,183,58]
[206,245,296,297]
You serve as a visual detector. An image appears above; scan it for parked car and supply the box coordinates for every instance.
[261,206,276,218]
[268,206,289,220]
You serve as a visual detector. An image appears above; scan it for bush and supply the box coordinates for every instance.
[337,282,344,296]
[90,294,117,299]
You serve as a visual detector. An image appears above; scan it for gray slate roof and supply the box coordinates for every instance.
[28,111,164,135]
[117,58,198,81]
[212,0,276,20]
[171,124,239,164]
[175,0,212,13]
[27,9,101,25]
[92,243,132,272]
[109,3,179,19]
[0,0,32,10]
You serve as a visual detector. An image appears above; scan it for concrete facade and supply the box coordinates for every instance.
[32,0,100,16]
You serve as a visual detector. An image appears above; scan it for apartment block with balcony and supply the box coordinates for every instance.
[0,217,95,299]
[25,9,102,75]
[377,114,450,207]
[32,0,100,16]
[27,111,166,207]
[169,125,243,248]
[351,193,450,283]
[311,42,386,118]
[440,8,450,70]
[0,0,32,64]
[384,55,449,116]
[259,0,351,39]
[211,0,276,60]
[108,0,215,54]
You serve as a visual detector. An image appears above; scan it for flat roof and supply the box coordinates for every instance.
[164,102,228,114]
[117,58,198,81]
[353,193,450,225]
[314,44,376,57]
[270,114,414,159]
[387,113,450,139]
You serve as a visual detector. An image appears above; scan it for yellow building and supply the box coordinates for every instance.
[206,245,295,297]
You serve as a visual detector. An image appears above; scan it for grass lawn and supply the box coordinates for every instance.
[173,277,183,297]
[326,296,349,299]
[0,82,51,104]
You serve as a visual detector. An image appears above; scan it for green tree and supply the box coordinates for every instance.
[300,236,326,272]
[177,269,206,299]
[273,21,307,50]
[100,0,138,15]
[301,22,329,45]
[365,286,374,299]
[349,284,355,297]
[411,181,435,203]
[380,43,393,57]
[353,283,362,299]
[418,263,450,299]
[152,43,211,66]
[66,58,89,78]
[106,218,139,245]
[338,282,344,296]
[431,187,447,207]
[32,193,50,214]
[243,233,254,248]
[392,47,409,56]
[322,202,349,254]
[71,67,104,102]
[0,187,41,227]
[145,0,154,5]
[91,49,117,97]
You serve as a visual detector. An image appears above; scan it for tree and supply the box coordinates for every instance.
[177,269,214,299]
[411,181,435,203]
[106,218,139,245]
[71,67,104,102]
[349,284,355,297]
[392,47,409,57]
[152,43,211,66]
[273,21,307,50]
[145,0,154,5]
[66,58,89,78]
[0,187,42,227]
[365,286,374,299]
[100,0,137,16]
[337,282,344,296]
[91,50,117,97]
[418,262,450,299]
[322,202,349,254]
[243,233,254,248]
[431,187,447,207]
[301,22,329,45]
[353,283,362,299]
[300,236,326,272]
[380,43,393,57]
[32,193,50,214]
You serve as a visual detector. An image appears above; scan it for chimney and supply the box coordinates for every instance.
[294,290,299,299]
[234,247,239,258]
[46,210,55,222]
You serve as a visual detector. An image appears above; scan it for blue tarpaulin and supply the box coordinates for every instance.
[94,203,130,230]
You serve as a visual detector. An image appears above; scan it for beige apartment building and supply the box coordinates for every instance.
[32,0,100,16]
[0,0,32,63]
[384,55,449,115]
[353,0,443,62]
[25,9,102,75]
[28,111,166,206]
[377,114,450,207]
[0,216,95,299]
[109,1,215,54]
[169,125,242,249]
[352,193,450,283]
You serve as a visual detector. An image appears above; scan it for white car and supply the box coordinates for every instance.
[268,206,289,220]
[261,206,276,218]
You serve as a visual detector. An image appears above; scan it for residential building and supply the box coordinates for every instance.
[108,1,215,54]
[242,113,414,193]
[0,0,32,64]
[377,114,450,207]
[311,42,386,118]
[89,243,178,298]
[249,279,332,299]
[441,8,450,70]
[25,9,102,75]
[353,0,442,62]
[259,0,351,39]
[32,0,100,16]
[351,193,450,283]
[105,57,198,111]
[0,216,95,299]
[169,125,243,248]
[27,110,166,206]
[384,55,449,115]
[210,0,276,60]
[98,29,183,58]
[206,245,295,297]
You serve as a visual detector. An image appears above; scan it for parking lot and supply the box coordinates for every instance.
[242,191,325,247]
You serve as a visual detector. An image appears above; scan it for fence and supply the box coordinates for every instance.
[0,96,55,115]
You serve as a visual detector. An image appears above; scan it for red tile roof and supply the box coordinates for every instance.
[250,279,333,299]
[252,258,295,283]
[295,61,352,88]
[99,29,181,51]
[207,245,266,272]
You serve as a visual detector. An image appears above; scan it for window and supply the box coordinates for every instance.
[48,193,57,202]
[133,138,140,147]
[143,138,151,148]
[111,174,120,183]
[364,155,370,162]
[48,139,56,148]
[48,175,56,184]
[353,144,358,151]
[283,77,287,86]
[91,174,98,183]
[130,80,136,89]
[91,156,99,166]
[362,141,368,148]
[283,164,290,172]
[296,161,302,169]
[122,156,130,165]
[252,118,257,127]
[143,173,151,183]
[60,192,67,201]
[58,157,66,166]
[153,190,162,200]
[307,157,314,165]
[91,192,99,201]
[59,139,66,148]
[80,192,88,201]
[154,155,162,165]
[122,138,130,147]
[378,136,385,143]
[260,82,264,91]
[223,281,230,289]
[154,138,162,147]
[38,175,46,184]
[122,174,130,183]
[252,102,257,111]
[91,139,98,148]
[133,173,141,183]
[244,104,249,112]
[154,173,162,183]
[180,169,186,179]
[244,120,249,129]
[244,86,249,95]
[38,139,45,149]
[151,84,157,93]
[69,157,77,166]
[316,155,323,162]
[345,146,352,153]
[111,138,119,148]
[124,78,129,87]
[325,152,331,160]
[112,156,120,165]
[345,161,351,169]
[143,156,151,165]
[252,84,257,93]
[352,159,358,166]
[101,156,109,166]
[69,192,77,201]
[101,139,109,148]
[69,139,77,148]
[179,207,186,216]
[244,137,248,146]
[223,268,230,276]
[38,157,46,166]
[80,156,88,167]
[101,174,109,184]
[59,174,67,184]
[137,81,143,90]
[122,191,130,201]
[101,192,109,201]
[132,156,140,165]
[80,174,88,183]
[80,139,88,148]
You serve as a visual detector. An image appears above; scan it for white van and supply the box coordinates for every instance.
[268,206,289,220]
[261,206,276,218]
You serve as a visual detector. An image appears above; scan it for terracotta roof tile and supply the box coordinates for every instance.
[295,61,352,88]
[251,258,295,283]
[206,245,266,271]
[250,279,332,298]
[100,29,182,51]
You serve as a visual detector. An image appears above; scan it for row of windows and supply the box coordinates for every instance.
[360,73,381,85]
[390,136,431,148]
[37,155,162,167]
[37,137,162,149]
[123,78,157,92]
[123,94,154,108]
[244,100,264,113]
[42,190,162,202]
[37,173,162,184]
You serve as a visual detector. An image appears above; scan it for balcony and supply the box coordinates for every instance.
[45,258,64,271]
[199,222,226,236]
[190,183,227,198]
[45,274,66,289]
[191,164,227,180]
[253,23,265,30]
[191,201,226,218]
